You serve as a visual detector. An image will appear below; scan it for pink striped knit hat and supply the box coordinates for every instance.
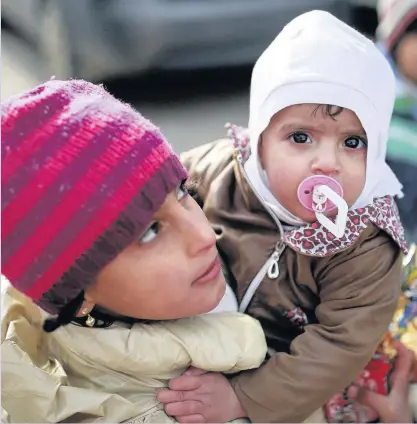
[377,0,417,50]
[1,79,188,316]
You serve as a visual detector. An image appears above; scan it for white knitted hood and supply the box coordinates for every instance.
[245,10,403,211]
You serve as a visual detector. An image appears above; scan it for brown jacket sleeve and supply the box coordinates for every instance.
[181,139,234,205]
[231,226,402,423]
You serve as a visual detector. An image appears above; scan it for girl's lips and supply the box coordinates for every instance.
[193,256,222,286]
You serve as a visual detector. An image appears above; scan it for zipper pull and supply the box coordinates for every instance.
[267,250,280,279]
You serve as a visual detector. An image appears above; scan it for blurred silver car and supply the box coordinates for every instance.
[2,0,354,81]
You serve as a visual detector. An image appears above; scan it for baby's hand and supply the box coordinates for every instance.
[156,367,247,423]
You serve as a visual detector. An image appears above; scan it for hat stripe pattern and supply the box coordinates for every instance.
[2,110,172,295]
[2,112,137,274]
[2,97,73,183]
[19,143,173,300]
[2,111,131,240]
[1,95,113,202]
[1,85,71,154]
[1,80,188,312]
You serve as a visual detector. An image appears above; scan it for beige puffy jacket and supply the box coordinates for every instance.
[1,281,267,423]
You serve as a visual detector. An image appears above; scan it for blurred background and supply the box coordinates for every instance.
[1,0,378,152]
[2,0,416,240]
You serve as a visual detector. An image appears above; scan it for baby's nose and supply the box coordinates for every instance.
[311,150,341,176]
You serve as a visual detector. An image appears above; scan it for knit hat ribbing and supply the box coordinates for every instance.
[377,0,417,50]
[1,79,188,315]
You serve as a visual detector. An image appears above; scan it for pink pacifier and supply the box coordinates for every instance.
[297,175,348,238]
[297,175,343,212]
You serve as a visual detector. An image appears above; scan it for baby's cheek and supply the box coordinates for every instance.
[345,175,366,206]
[268,169,297,198]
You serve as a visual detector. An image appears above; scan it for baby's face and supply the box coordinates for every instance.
[260,104,367,222]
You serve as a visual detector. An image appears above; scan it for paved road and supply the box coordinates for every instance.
[1,30,250,153]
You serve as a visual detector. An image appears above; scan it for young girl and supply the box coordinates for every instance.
[0,79,267,423]
[377,0,417,115]
[157,10,409,423]
[377,0,417,243]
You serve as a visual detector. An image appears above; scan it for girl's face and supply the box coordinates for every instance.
[260,104,367,222]
[84,184,226,319]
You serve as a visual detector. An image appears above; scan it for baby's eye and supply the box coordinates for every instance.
[344,136,367,149]
[177,181,189,201]
[139,222,160,244]
[290,132,312,144]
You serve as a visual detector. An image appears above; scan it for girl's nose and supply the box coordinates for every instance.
[184,208,217,258]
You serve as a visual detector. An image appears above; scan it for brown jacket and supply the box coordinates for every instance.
[181,134,407,423]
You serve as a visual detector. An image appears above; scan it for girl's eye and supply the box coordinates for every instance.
[177,181,189,200]
[139,222,160,244]
[290,132,312,144]
[344,136,367,149]
[138,182,188,245]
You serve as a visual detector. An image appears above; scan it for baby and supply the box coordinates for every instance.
[157,10,408,423]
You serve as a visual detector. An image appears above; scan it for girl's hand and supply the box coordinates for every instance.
[156,367,247,423]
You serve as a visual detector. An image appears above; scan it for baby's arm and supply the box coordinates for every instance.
[230,227,402,422]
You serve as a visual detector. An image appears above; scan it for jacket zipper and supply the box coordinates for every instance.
[238,247,282,313]
[236,152,286,313]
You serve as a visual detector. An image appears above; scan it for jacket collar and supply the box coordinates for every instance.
[283,195,407,256]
